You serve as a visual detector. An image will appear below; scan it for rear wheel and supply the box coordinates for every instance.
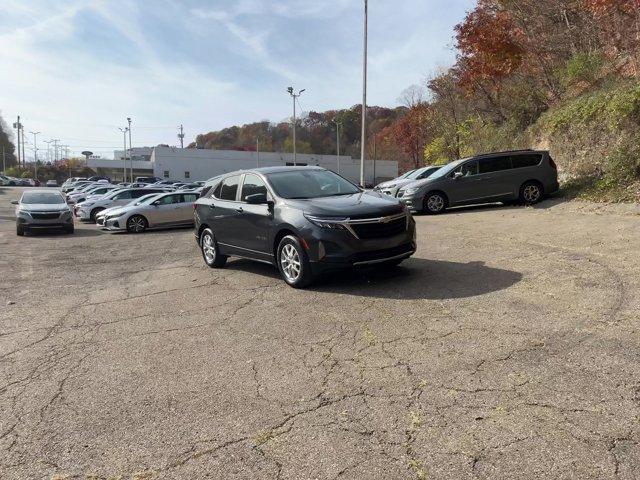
[520,181,543,205]
[423,192,446,214]
[200,228,227,268]
[126,215,148,233]
[277,235,313,288]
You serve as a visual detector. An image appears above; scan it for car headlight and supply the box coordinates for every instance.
[402,187,420,195]
[304,214,349,230]
[18,210,32,218]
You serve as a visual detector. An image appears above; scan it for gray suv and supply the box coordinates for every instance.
[397,150,559,214]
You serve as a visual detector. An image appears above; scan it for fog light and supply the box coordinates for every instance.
[318,241,326,260]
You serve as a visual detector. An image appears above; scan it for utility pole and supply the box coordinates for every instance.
[256,138,260,167]
[333,119,342,174]
[21,128,26,168]
[51,139,60,163]
[119,127,129,182]
[44,139,53,163]
[127,117,133,182]
[2,145,5,173]
[178,124,185,148]
[360,0,368,187]
[286,86,305,166]
[30,131,41,180]
[12,116,22,167]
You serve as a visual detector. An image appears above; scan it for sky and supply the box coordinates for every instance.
[0,0,474,159]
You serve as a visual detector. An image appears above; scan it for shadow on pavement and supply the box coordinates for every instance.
[225,257,522,300]
[21,227,104,238]
[414,196,564,216]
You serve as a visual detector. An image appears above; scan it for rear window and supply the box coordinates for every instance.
[511,154,542,168]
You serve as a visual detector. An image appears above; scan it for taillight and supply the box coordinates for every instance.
[549,156,557,170]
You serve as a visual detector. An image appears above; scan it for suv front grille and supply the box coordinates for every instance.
[351,243,414,263]
[31,212,61,220]
[348,213,407,239]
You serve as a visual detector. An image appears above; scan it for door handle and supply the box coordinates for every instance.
[235,207,244,213]
[208,203,215,209]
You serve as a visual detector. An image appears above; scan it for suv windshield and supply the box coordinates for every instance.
[266,170,360,199]
[21,192,65,204]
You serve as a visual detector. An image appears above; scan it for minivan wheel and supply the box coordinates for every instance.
[520,181,543,205]
[277,235,313,288]
[423,192,446,214]
[200,228,227,268]
[126,215,148,233]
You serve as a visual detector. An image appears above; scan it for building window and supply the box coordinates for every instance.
[163,170,170,178]
[184,171,190,179]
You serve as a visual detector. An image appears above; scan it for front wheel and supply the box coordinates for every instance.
[126,215,148,233]
[200,228,227,268]
[423,192,447,214]
[277,235,314,288]
[89,207,104,223]
[64,225,74,234]
[16,224,24,236]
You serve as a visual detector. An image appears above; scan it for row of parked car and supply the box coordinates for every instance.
[0,175,58,187]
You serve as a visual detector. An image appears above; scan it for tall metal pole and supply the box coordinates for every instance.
[119,127,128,182]
[13,116,21,167]
[360,0,368,187]
[2,146,5,173]
[30,131,41,180]
[256,138,260,167]
[21,127,26,168]
[333,119,342,174]
[127,117,133,182]
[178,124,185,148]
[287,87,305,166]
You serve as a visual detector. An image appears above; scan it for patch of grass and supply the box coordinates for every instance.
[362,327,377,346]
[408,458,427,479]
[253,429,274,446]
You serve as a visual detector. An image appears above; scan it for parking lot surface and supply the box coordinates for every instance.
[1,186,639,479]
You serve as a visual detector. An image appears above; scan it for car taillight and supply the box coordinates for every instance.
[549,156,557,170]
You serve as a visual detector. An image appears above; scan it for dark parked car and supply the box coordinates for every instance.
[397,150,559,214]
[194,167,416,288]
[12,190,74,236]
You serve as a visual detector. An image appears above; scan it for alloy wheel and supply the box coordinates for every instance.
[523,184,541,203]
[427,194,444,212]
[202,233,216,263]
[128,216,146,233]
[280,244,301,283]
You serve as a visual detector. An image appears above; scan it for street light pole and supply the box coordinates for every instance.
[119,127,129,182]
[287,87,305,166]
[333,119,342,174]
[256,138,260,167]
[127,117,133,182]
[360,0,368,187]
[30,131,41,181]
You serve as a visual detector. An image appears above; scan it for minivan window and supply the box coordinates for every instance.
[452,160,478,177]
[241,174,268,201]
[479,156,512,174]
[511,154,542,168]
[218,175,240,201]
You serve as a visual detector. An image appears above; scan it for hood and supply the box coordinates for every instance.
[399,175,446,192]
[376,178,416,190]
[21,203,69,212]
[284,191,404,218]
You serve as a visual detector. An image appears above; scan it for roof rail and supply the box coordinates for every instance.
[472,149,541,157]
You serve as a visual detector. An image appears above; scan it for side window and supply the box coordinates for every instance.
[114,191,132,200]
[130,190,149,199]
[184,171,190,179]
[182,194,198,203]
[511,154,542,168]
[241,174,268,201]
[158,194,179,205]
[453,160,479,177]
[479,156,512,174]
[417,168,437,179]
[163,170,170,178]
[217,176,240,201]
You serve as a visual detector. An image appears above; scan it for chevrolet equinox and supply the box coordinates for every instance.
[194,167,416,288]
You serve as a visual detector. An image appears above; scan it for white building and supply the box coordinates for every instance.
[89,147,398,185]
[113,147,154,162]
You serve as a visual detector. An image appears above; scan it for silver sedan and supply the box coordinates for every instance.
[101,192,199,233]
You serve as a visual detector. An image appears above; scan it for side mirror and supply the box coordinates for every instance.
[245,193,268,204]
[152,200,161,206]
[10,200,18,205]
[453,171,463,180]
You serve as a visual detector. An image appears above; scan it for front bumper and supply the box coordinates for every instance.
[74,206,93,220]
[302,215,417,274]
[101,216,125,231]
[17,214,73,229]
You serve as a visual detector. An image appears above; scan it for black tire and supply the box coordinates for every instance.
[277,235,314,288]
[519,181,543,205]
[423,192,447,214]
[65,225,74,234]
[89,207,104,222]
[200,228,227,268]
[126,215,148,233]
[16,224,24,236]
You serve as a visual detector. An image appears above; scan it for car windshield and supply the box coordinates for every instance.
[21,192,65,204]
[266,169,360,199]
[425,159,469,180]
[128,194,162,206]
[398,170,415,179]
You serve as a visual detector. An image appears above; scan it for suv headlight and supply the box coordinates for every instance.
[304,214,349,230]
[402,187,420,195]
[17,210,32,218]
